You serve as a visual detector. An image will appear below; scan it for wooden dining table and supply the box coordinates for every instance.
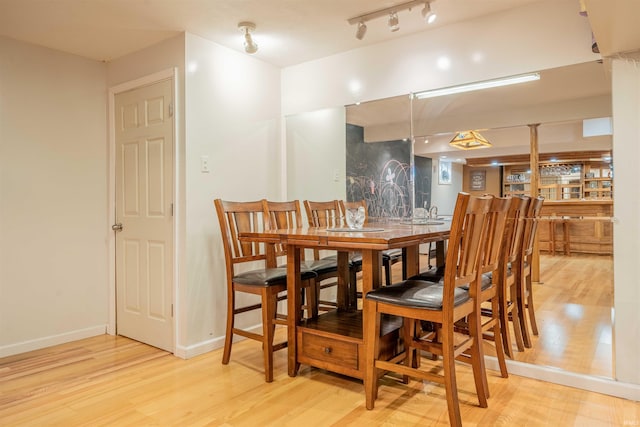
[239,219,451,380]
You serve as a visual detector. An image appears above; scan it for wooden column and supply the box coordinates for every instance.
[529,124,541,282]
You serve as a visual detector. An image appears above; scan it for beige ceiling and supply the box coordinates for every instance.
[0,1,636,68]
[0,0,558,67]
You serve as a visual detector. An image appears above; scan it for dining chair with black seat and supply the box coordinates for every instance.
[340,199,403,287]
[519,196,545,348]
[446,195,512,390]
[214,198,318,382]
[265,199,343,317]
[364,193,493,427]
[303,199,360,309]
[415,196,512,391]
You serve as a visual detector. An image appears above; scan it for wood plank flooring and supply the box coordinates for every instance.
[2,334,639,426]
[392,252,613,377]
[513,253,614,377]
[0,253,631,426]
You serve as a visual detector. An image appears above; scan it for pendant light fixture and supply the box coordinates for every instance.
[449,130,492,150]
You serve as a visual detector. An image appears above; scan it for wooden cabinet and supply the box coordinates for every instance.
[503,160,613,200]
[583,161,613,199]
[297,310,402,379]
[503,166,531,197]
[538,200,613,255]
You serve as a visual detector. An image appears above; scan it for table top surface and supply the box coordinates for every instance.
[239,220,451,250]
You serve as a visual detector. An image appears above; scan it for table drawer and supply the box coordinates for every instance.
[299,331,359,371]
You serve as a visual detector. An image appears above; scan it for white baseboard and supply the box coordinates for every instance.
[174,324,261,360]
[485,356,640,401]
[0,325,107,358]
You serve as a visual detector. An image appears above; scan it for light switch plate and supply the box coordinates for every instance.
[201,155,210,173]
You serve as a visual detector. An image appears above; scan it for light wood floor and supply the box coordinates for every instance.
[1,253,631,426]
[393,252,613,377]
[2,334,639,426]
[513,253,614,377]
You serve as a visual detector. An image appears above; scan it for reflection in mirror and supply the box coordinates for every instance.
[409,61,614,378]
[285,61,614,380]
[345,95,424,221]
[346,62,613,377]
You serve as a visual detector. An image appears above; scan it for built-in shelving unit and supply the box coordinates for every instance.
[583,162,613,199]
[502,160,613,200]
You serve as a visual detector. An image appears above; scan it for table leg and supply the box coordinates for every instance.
[286,246,301,376]
[337,251,350,310]
[435,240,446,267]
[361,249,382,294]
[403,245,419,278]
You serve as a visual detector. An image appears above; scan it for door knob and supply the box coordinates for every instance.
[112,223,123,231]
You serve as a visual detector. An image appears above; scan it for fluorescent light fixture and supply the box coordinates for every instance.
[415,72,540,99]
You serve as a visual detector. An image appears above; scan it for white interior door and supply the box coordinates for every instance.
[114,78,174,352]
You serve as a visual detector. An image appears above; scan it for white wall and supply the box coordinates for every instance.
[0,37,108,356]
[285,107,346,202]
[611,58,640,385]
[430,161,463,216]
[183,33,282,355]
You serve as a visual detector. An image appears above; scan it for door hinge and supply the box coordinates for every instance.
[171,203,174,217]
[171,304,174,317]
[168,102,174,117]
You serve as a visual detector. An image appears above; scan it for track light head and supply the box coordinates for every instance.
[388,12,399,32]
[347,0,438,39]
[355,21,367,40]
[238,21,258,54]
[422,2,437,24]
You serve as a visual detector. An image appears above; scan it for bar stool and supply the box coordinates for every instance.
[546,214,571,256]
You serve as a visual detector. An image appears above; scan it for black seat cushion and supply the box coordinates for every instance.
[365,279,470,310]
[278,259,338,276]
[460,272,492,291]
[382,248,403,261]
[234,267,316,286]
[322,253,362,267]
[409,265,446,282]
[302,259,338,275]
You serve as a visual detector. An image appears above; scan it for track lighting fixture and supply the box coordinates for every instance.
[348,0,436,40]
[421,2,436,24]
[355,21,367,40]
[238,21,258,54]
[388,12,400,32]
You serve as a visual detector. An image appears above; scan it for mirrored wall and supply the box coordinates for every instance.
[285,60,614,379]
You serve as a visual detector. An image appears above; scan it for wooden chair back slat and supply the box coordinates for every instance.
[304,200,342,228]
[523,197,545,257]
[264,200,304,259]
[479,196,512,275]
[444,193,493,301]
[503,196,531,265]
[214,199,268,267]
